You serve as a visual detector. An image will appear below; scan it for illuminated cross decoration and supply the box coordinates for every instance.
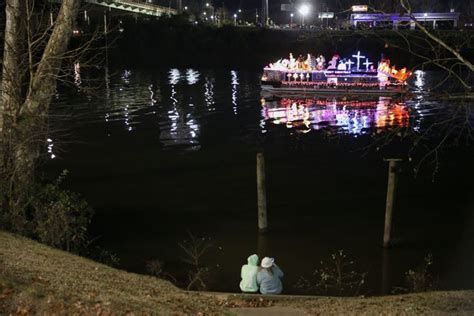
[352,51,366,71]
[364,58,373,71]
[346,59,354,70]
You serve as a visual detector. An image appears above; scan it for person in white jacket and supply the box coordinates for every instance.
[239,254,259,293]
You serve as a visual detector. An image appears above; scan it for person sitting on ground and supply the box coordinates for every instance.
[239,254,259,293]
[256,257,284,295]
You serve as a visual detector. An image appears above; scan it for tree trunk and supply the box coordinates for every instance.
[1,0,81,232]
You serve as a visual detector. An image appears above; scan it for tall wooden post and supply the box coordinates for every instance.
[381,249,391,294]
[256,152,268,233]
[383,158,402,248]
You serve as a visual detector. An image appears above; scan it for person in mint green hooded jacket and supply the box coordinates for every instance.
[239,254,259,293]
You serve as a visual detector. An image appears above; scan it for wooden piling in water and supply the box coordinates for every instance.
[383,158,402,248]
[256,152,268,233]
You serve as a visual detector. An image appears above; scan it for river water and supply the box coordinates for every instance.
[47,67,474,295]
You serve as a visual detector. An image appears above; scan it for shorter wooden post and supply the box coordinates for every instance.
[256,152,268,233]
[383,158,402,248]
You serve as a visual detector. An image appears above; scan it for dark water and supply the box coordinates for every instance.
[47,68,474,295]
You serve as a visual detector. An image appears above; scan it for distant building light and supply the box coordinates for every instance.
[298,4,310,16]
[352,5,368,12]
[423,13,428,17]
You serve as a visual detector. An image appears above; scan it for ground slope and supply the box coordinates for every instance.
[1,231,474,315]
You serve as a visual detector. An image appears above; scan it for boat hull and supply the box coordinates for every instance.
[261,82,408,97]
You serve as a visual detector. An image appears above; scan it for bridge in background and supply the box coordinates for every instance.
[51,0,177,17]
[89,0,177,16]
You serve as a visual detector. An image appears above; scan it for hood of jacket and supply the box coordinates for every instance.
[247,254,259,266]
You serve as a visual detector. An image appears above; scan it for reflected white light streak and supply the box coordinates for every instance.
[124,104,133,132]
[149,84,157,105]
[204,77,215,110]
[186,69,200,85]
[168,68,181,85]
[74,62,81,88]
[47,138,55,159]
[414,70,425,90]
[231,70,239,115]
[122,69,132,83]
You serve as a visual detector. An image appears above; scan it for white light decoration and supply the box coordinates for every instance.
[346,59,354,70]
[363,58,373,71]
[351,51,366,71]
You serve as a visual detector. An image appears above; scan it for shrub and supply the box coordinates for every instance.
[31,170,93,252]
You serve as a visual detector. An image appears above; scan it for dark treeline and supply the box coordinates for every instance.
[105,15,474,71]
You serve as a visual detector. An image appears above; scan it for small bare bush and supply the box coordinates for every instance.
[178,232,217,291]
[145,259,177,283]
[295,249,367,296]
[405,253,438,292]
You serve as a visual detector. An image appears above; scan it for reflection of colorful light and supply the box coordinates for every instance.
[262,96,409,135]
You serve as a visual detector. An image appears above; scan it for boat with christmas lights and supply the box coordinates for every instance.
[261,51,412,96]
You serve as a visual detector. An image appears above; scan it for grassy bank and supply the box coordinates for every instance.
[1,230,474,314]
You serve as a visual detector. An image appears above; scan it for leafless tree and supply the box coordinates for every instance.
[0,0,105,232]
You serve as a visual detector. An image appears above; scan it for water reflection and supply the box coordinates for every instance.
[47,138,56,159]
[168,68,181,85]
[54,69,425,150]
[261,96,410,135]
[204,76,215,110]
[186,69,200,85]
[413,70,425,91]
[231,70,239,115]
[159,68,201,149]
[74,62,81,88]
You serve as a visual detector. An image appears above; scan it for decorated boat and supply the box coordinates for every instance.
[261,51,412,96]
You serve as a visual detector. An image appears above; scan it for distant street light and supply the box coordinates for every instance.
[238,9,242,13]
[298,4,310,26]
[290,13,294,26]
[184,6,188,10]
[206,2,210,7]
[234,13,237,26]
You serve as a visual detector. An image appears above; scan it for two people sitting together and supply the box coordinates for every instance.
[239,254,284,295]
